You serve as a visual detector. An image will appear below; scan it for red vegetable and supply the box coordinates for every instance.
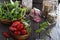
[21,29,27,35]
[3,32,10,38]
[17,24,24,30]
[23,27,26,30]
[12,21,20,27]
[9,27,17,31]
[14,31,21,35]
[9,21,27,35]
[20,23,24,27]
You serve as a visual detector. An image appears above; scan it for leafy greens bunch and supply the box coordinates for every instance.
[0,0,27,21]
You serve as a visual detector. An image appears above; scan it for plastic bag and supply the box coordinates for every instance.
[42,0,57,25]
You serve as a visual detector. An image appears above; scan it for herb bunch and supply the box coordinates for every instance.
[0,0,27,21]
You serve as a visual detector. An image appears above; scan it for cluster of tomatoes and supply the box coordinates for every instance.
[9,21,27,35]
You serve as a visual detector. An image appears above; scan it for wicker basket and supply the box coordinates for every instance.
[10,31,31,40]
[0,19,19,25]
[0,9,26,25]
[0,19,12,24]
[0,13,25,25]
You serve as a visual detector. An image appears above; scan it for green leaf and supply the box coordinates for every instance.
[35,28,44,33]
[0,8,2,17]
[20,8,25,17]
[35,22,48,33]
[10,8,15,14]
[23,22,29,26]
[40,22,48,29]
[25,26,31,33]
[12,18,17,21]
[14,1,19,8]
[10,0,14,5]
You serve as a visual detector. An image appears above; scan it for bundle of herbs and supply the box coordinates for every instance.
[0,0,27,21]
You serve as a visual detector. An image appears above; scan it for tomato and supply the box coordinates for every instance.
[12,21,20,27]
[9,27,17,31]
[3,32,10,38]
[23,27,26,30]
[21,29,27,35]
[14,31,21,35]
[17,24,24,30]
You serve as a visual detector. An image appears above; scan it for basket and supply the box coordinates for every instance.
[0,12,26,25]
[10,31,31,40]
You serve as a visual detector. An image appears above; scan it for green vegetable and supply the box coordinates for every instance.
[40,22,48,28]
[0,0,27,21]
[35,22,48,33]
[22,19,31,33]
[26,26,31,33]
[35,29,42,33]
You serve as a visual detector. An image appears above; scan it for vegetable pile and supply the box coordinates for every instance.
[9,21,28,35]
[0,0,27,21]
[3,20,30,40]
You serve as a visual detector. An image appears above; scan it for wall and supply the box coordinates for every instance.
[33,0,43,10]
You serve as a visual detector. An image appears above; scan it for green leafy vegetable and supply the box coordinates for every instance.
[26,26,31,33]
[40,22,48,28]
[35,28,44,33]
[22,19,31,33]
[0,0,27,21]
[35,22,48,33]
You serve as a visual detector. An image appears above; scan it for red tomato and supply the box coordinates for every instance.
[20,24,24,27]
[14,31,21,35]
[21,29,27,35]
[3,32,10,38]
[9,27,17,31]
[12,21,20,27]
[23,27,26,30]
[17,24,24,30]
